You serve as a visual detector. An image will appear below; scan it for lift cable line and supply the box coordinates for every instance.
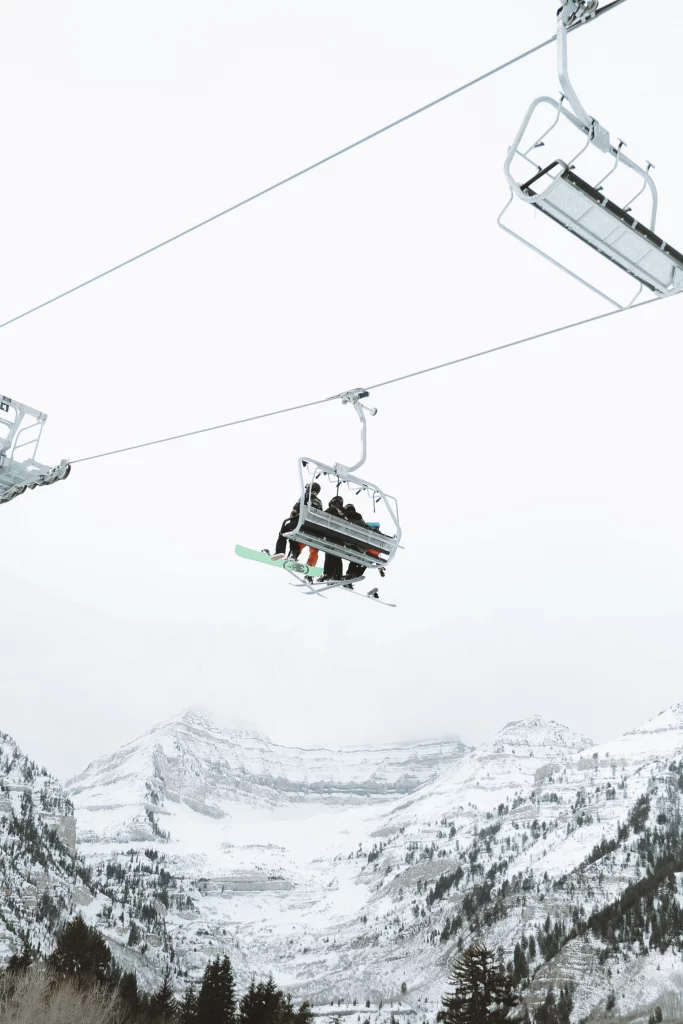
[70,290,667,466]
[0,0,631,336]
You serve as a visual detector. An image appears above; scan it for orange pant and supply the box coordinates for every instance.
[305,547,319,567]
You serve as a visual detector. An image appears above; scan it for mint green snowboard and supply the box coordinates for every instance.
[235,545,323,578]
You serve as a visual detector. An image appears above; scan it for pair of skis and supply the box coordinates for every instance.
[288,573,395,607]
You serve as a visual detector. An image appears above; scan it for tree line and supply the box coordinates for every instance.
[1,914,314,1024]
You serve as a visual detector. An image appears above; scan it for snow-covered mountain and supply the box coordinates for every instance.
[0,730,83,958]
[67,707,470,843]
[8,703,683,1022]
[0,730,194,991]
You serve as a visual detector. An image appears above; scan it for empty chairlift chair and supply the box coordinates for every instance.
[0,396,70,506]
[284,390,401,571]
[498,0,683,308]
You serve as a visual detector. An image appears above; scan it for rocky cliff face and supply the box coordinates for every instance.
[66,707,470,843]
[0,732,85,961]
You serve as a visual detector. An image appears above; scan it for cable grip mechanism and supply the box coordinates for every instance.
[558,0,599,29]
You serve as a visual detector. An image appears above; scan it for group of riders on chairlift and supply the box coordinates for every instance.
[267,481,387,588]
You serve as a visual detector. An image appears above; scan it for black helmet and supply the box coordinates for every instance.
[344,503,356,514]
[309,481,321,494]
[328,495,344,509]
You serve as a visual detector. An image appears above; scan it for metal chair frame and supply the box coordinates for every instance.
[0,395,70,505]
[498,1,683,309]
[283,391,401,569]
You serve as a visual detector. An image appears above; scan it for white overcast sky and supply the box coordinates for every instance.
[2,0,683,781]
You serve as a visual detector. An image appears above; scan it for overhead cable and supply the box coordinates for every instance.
[71,290,666,465]
[0,0,631,335]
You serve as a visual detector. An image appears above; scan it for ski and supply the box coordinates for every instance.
[290,576,366,593]
[291,576,394,606]
[341,586,396,608]
[285,568,329,598]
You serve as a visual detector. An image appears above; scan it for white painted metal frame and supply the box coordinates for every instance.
[0,395,70,505]
[283,390,401,569]
[498,1,683,309]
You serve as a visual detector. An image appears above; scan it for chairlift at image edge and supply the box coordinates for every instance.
[0,395,70,506]
[499,0,683,309]
[235,390,400,608]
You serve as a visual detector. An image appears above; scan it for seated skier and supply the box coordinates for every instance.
[366,521,381,560]
[343,503,366,581]
[319,495,346,581]
[366,520,387,577]
[272,482,322,566]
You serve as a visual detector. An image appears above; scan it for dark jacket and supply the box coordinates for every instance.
[344,507,365,526]
[325,503,345,520]
[292,494,323,517]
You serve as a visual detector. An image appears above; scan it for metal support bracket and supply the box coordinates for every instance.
[336,389,377,476]
[557,0,607,145]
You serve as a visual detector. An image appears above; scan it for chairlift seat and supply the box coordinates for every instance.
[522,161,683,295]
[286,507,396,568]
[291,530,387,569]
[0,395,70,505]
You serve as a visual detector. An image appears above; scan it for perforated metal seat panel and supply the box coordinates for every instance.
[284,508,397,568]
[288,531,386,568]
[0,458,69,501]
[304,509,395,553]
[522,163,683,294]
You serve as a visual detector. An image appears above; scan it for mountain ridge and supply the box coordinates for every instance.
[66,706,471,844]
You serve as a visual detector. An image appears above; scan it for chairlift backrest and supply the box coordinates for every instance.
[0,397,46,463]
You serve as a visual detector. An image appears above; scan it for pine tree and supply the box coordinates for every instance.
[150,967,177,1021]
[438,942,519,1024]
[535,987,574,1024]
[239,979,262,1024]
[294,1000,314,1024]
[238,976,312,1024]
[7,937,34,973]
[261,975,282,1021]
[50,914,112,986]
[179,984,199,1023]
[197,955,237,1024]
[512,943,529,986]
[535,990,557,1024]
[119,971,139,1015]
[557,986,573,1024]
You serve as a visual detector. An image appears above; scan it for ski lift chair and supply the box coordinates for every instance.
[499,0,683,309]
[0,396,70,505]
[283,391,401,570]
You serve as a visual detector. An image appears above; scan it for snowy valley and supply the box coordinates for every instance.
[4,705,683,1021]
